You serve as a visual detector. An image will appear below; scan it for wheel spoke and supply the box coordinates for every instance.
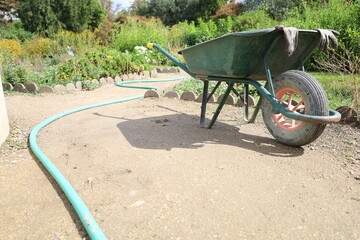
[292,100,305,112]
[287,92,293,110]
[275,113,283,121]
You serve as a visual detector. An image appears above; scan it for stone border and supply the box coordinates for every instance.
[145,89,257,108]
[1,68,180,94]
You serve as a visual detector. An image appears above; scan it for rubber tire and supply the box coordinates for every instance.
[261,70,329,147]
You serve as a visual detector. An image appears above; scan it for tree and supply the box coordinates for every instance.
[18,0,105,36]
[214,2,244,20]
[0,0,19,22]
[243,0,306,21]
[18,0,60,36]
[99,0,121,21]
[134,0,200,26]
[196,0,227,20]
[129,0,148,14]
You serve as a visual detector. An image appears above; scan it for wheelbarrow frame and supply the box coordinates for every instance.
[147,30,341,129]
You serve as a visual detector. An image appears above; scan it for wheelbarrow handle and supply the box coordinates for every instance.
[147,43,196,78]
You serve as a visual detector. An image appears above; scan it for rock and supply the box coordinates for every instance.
[248,96,255,106]
[91,79,100,87]
[164,91,180,99]
[236,98,244,107]
[114,76,122,83]
[39,85,54,93]
[133,73,141,80]
[99,77,107,85]
[3,83,13,91]
[162,68,169,73]
[13,83,26,92]
[336,106,358,123]
[143,71,150,79]
[156,68,162,73]
[196,93,215,103]
[26,82,38,93]
[128,73,136,80]
[66,83,76,91]
[75,81,83,90]
[122,75,129,81]
[180,91,196,101]
[53,84,67,92]
[144,89,159,98]
[151,69,158,78]
[217,94,235,105]
[107,77,114,85]
[168,67,178,73]
[236,95,255,107]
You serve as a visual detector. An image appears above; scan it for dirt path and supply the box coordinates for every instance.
[1,73,359,240]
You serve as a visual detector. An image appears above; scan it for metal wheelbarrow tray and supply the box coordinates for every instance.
[148,26,341,147]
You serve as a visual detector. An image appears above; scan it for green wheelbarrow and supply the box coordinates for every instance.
[147,26,341,147]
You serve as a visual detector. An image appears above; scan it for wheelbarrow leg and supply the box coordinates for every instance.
[246,94,262,123]
[200,81,222,128]
[205,82,234,129]
[200,80,209,127]
[244,84,249,121]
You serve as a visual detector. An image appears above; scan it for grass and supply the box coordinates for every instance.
[311,72,360,111]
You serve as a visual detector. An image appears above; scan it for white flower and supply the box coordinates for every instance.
[134,46,147,55]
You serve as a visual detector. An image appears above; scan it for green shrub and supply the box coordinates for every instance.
[53,47,152,85]
[24,36,59,57]
[2,65,28,85]
[112,17,168,52]
[282,0,360,70]
[0,23,34,42]
[233,9,277,32]
[53,29,100,53]
[216,16,234,36]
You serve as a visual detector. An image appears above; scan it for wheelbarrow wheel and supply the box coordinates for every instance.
[261,70,329,147]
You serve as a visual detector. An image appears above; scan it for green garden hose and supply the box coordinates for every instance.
[29,76,188,240]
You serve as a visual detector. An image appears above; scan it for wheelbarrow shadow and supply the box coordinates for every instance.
[97,112,304,158]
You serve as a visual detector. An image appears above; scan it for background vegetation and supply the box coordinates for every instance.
[0,0,359,110]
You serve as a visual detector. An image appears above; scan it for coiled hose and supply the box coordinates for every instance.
[29,76,188,239]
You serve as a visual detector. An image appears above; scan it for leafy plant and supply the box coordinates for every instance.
[2,65,28,85]
[112,17,168,52]
[0,23,34,41]
[0,38,24,60]
[24,36,59,57]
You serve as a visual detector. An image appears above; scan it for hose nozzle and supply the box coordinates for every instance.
[147,43,155,49]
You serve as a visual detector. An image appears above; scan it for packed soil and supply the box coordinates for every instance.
[1,73,359,240]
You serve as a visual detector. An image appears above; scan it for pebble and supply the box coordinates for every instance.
[129,200,145,208]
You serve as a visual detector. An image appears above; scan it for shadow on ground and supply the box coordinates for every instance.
[94,111,304,158]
